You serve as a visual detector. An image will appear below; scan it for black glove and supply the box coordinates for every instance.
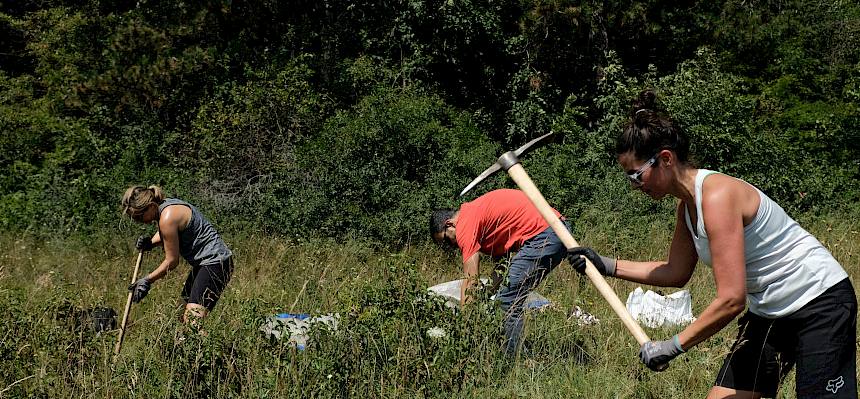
[128,277,151,303]
[135,235,155,251]
[567,247,616,276]
[639,336,685,371]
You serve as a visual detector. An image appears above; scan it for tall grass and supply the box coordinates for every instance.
[1,206,858,398]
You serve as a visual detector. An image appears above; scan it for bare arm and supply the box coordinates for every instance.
[149,231,163,247]
[144,207,185,282]
[459,252,481,306]
[614,201,698,287]
[676,183,748,350]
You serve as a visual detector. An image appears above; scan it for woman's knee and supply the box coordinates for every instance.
[706,386,762,399]
[183,303,208,323]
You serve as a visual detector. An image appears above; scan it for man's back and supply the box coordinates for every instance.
[455,189,560,261]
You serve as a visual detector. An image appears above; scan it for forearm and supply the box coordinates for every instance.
[460,278,476,305]
[614,259,689,287]
[150,231,163,247]
[676,296,745,350]
[460,254,480,305]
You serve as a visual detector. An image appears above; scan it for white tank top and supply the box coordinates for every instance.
[684,169,847,318]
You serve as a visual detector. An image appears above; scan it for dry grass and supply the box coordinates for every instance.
[0,207,857,398]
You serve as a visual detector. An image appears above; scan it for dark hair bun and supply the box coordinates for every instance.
[633,89,657,112]
[617,89,691,163]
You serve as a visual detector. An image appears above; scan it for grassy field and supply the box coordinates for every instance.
[1,209,858,398]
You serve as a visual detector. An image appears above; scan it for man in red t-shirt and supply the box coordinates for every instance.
[430,189,571,355]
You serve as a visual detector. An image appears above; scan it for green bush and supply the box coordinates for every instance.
[170,59,331,223]
[281,85,499,244]
[1,1,858,241]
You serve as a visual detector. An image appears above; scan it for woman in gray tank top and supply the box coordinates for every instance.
[568,91,856,398]
[121,185,234,325]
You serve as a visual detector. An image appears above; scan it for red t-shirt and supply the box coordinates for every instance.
[455,189,561,262]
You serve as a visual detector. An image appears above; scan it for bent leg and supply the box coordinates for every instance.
[706,387,763,399]
[713,313,791,398]
[183,258,234,315]
[495,223,569,355]
[183,303,209,324]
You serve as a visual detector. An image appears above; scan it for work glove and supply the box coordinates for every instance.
[135,235,155,252]
[128,277,151,303]
[639,336,685,371]
[567,247,616,277]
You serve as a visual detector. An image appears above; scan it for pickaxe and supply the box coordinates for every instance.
[460,132,650,345]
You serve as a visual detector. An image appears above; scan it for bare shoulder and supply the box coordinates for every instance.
[159,204,192,229]
[701,173,760,221]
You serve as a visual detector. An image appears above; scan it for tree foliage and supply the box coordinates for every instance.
[1,0,858,242]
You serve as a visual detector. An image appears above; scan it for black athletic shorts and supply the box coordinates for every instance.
[181,257,234,310]
[714,278,857,398]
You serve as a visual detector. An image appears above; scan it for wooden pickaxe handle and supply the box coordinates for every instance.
[114,251,143,357]
[507,164,650,345]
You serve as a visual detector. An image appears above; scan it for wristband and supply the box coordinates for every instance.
[672,335,685,353]
[599,255,617,276]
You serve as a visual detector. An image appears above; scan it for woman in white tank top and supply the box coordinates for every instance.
[568,90,856,398]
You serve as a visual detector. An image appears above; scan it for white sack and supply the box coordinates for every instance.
[427,278,551,310]
[259,313,339,349]
[625,287,696,328]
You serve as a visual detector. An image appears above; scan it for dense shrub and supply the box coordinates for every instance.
[282,85,499,243]
[170,59,331,221]
[0,1,858,240]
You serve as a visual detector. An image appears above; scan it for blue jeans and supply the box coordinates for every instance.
[495,221,571,355]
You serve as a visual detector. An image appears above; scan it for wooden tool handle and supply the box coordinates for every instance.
[508,164,650,345]
[114,251,143,356]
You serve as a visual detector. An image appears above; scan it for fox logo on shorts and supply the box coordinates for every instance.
[826,376,844,394]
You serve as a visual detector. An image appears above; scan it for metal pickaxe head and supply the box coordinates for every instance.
[459,132,555,196]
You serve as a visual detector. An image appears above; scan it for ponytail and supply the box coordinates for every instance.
[122,185,165,218]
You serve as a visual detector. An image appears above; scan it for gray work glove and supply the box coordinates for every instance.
[567,247,616,277]
[135,235,155,251]
[639,336,685,371]
[128,277,151,303]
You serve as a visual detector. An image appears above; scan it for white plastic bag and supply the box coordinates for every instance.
[427,278,551,310]
[259,313,339,349]
[625,287,696,328]
[426,279,599,326]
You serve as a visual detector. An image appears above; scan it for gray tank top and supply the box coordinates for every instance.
[159,198,232,268]
[684,170,847,317]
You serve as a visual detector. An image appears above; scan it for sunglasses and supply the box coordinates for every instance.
[626,154,658,186]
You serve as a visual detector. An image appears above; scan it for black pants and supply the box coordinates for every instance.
[181,257,234,310]
[715,278,857,398]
